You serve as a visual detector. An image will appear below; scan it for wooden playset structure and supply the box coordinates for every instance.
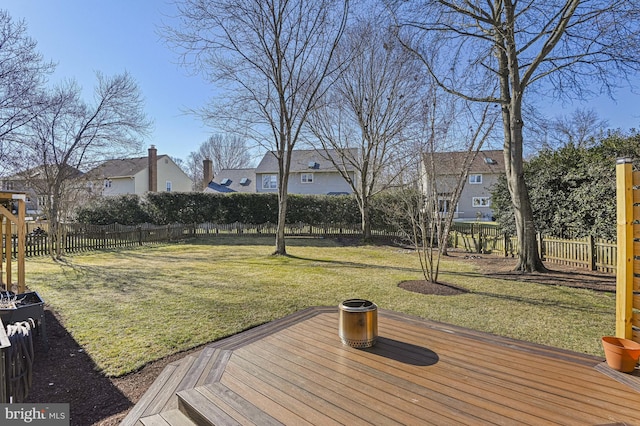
[0,191,26,294]
[616,158,640,342]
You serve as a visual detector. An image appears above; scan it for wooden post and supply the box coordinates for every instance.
[616,158,635,339]
[0,193,27,293]
[587,235,596,271]
[3,217,10,287]
[16,196,26,293]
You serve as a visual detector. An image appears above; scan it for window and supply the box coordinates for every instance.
[469,174,482,184]
[438,199,451,213]
[2,181,14,190]
[166,181,172,192]
[104,180,112,188]
[472,197,491,207]
[301,173,313,183]
[437,194,458,214]
[262,174,277,189]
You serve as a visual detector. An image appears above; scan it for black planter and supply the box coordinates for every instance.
[0,292,47,350]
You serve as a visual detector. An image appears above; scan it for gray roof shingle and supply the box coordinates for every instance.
[86,155,169,178]
[255,149,356,173]
[425,150,504,175]
[208,168,256,193]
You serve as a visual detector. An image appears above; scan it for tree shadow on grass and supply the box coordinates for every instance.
[25,308,133,425]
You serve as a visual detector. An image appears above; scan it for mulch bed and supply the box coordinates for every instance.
[23,250,616,425]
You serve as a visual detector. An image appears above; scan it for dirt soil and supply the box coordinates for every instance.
[24,251,615,426]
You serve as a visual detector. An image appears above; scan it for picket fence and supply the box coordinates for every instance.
[2,221,402,258]
[450,223,617,273]
[2,221,617,274]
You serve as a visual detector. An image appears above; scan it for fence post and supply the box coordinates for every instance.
[587,235,596,271]
[616,158,635,339]
[537,232,544,260]
[503,233,509,257]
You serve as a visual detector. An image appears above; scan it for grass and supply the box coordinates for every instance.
[23,235,616,377]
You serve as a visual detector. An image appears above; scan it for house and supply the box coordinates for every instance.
[422,150,504,221]
[205,149,355,195]
[86,146,193,196]
[0,165,84,216]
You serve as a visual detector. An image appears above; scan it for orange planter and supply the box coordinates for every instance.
[601,336,640,373]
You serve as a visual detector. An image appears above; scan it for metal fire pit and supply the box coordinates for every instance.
[338,299,378,348]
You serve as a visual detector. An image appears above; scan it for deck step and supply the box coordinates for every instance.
[120,359,185,426]
[121,347,233,425]
[177,383,283,426]
[140,409,197,426]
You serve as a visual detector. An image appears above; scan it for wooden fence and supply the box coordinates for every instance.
[1,219,623,275]
[1,222,402,259]
[615,158,640,342]
[450,223,618,274]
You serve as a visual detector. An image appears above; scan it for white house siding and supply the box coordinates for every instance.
[103,177,136,196]
[457,174,499,221]
[134,170,148,194]
[256,172,353,195]
[422,150,504,222]
[288,172,352,194]
[156,157,193,192]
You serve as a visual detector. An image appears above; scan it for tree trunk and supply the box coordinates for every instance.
[273,156,289,256]
[274,188,288,256]
[361,202,371,242]
[498,10,546,273]
[504,100,547,272]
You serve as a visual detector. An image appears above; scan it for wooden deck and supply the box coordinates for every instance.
[122,307,640,425]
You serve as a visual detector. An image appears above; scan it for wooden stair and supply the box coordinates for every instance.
[177,383,283,426]
[121,346,235,425]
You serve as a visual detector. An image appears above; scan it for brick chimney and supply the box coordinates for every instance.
[148,145,157,192]
[203,158,213,190]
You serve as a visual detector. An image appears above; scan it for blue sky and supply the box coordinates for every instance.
[4,1,640,162]
[5,0,213,160]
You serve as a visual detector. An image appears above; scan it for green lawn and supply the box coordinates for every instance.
[24,236,615,377]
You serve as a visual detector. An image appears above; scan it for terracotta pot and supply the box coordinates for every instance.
[601,336,640,373]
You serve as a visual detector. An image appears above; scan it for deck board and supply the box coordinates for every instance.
[124,306,640,425]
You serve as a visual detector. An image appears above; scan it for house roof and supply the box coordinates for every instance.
[86,155,169,179]
[3,164,84,180]
[206,168,256,193]
[426,150,504,175]
[255,149,356,174]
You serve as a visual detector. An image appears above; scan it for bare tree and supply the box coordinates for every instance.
[307,17,424,241]
[0,10,54,163]
[395,1,640,272]
[19,73,151,258]
[165,0,349,255]
[187,134,254,189]
[543,108,608,149]
[400,91,496,283]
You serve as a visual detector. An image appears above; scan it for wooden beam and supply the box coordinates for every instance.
[0,197,26,293]
[616,158,635,339]
[3,215,10,289]
[16,198,25,293]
